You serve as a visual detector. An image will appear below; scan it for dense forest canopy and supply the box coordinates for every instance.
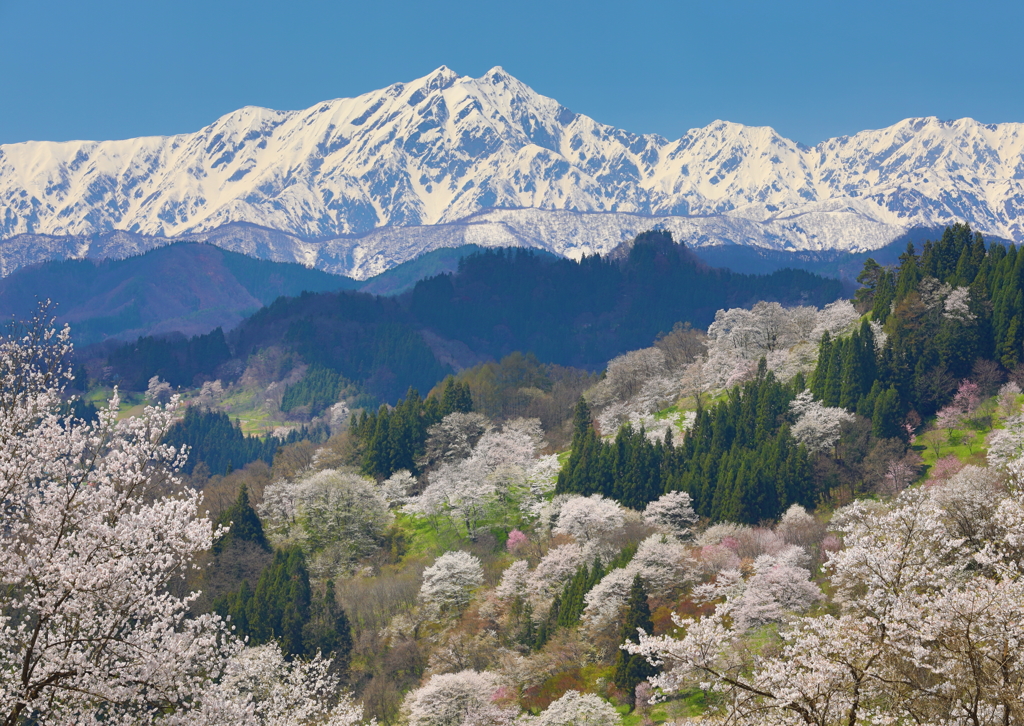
[101,231,845,405]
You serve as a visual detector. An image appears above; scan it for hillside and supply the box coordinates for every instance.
[142,222,1024,726]
[0,243,358,344]
[0,242,488,344]
[222,231,844,401]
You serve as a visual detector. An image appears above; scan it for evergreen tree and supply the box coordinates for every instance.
[872,386,903,440]
[302,580,354,675]
[613,575,657,709]
[213,484,271,554]
[214,546,317,659]
[439,376,473,415]
[163,408,282,475]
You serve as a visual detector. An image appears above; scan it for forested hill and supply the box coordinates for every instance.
[227,231,845,401]
[0,242,495,346]
[408,231,846,365]
[0,243,359,344]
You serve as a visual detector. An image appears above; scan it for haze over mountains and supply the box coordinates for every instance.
[2,66,1023,278]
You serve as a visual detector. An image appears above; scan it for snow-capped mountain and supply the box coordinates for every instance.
[2,66,1023,278]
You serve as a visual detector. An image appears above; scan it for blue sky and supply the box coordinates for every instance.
[1,0,1021,146]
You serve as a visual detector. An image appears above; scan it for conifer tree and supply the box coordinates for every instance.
[440,375,473,415]
[213,484,271,554]
[535,595,560,651]
[613,575,656,709]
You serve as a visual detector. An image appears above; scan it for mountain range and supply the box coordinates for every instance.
[2,66,1023,278]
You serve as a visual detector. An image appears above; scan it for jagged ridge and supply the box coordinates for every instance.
[2,66,1023,277]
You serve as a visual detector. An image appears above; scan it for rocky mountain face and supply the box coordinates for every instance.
[2,66,1023,277]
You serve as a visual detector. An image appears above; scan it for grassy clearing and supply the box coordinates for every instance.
[393,512,468,561]
[917,432,988,470]
[653,404,682,420]
[211,384,300,436]
[615,690,708,724]
[85,386,146,420]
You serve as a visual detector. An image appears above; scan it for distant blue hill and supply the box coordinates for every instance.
[0,242,487,344]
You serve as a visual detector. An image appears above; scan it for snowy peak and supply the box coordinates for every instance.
[2,67,1024,272]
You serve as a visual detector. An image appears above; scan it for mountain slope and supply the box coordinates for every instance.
[0,243,358,344]
[0,241,495,343]
[2,67,1023,277]
[224,231,845,398]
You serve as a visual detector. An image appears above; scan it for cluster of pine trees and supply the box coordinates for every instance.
[811,322,903,439]
[163,408,317,475]
[820,224,1017,422]
[558,373,812,524]
[107,327,231,389]
[280,365,353,416]
[210,488,353,668]
[350,377,473,478]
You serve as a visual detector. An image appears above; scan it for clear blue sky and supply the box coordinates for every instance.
[1,0,1021,147]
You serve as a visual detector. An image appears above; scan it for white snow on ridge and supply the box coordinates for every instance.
[1,66,1023,276]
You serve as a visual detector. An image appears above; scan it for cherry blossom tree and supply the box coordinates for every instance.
[775,504,825,552]
[697,300,859,393]
[552,495,626,553]
[0,311,368,725]
[642,490,698,537]
[259,468,392,575]
[530,543,586,599]
[145,374,173,404]
[943,285,976,323]
[952,378,981,417]
[506,529,528,552]
[521,690,621,726]
[495,559,531,602]
[0,314,233,724]
[626,470,1024,725]
[403,670,502,726]
[420,412,491,469]
[789,390,855,454]
[998,381,1022,417]
[405,419,548,537]
[188,644,370,726]
[602,347,669,402]
[419,552,484,616]
[987,414,1024,467]
[380,468,416,507]
[195,379,225,408]
[730,547,821,630]
[583,535,695,629]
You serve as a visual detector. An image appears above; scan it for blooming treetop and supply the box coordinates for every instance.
[182,644,369,726]
[695,299,860,393]
[552,495,625,552]
[260,467,392,573]
[403,670,502,726]
[405,418,551,536]
[419,551,485,616]
[789,390,855,453]
[582,535,695,629]
[520,690,621,726]
[643,490,698,537]
[530,543,586,599]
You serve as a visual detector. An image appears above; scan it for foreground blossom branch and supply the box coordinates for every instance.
[0,309,369,725]
[626,469,1024,725]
